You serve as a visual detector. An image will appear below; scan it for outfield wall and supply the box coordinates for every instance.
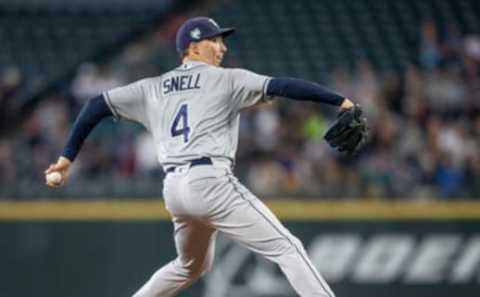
[1,200,480,297]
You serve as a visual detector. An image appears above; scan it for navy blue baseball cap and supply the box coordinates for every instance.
[176,17,235,55]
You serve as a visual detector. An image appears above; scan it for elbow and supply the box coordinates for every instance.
[266,77,289,98]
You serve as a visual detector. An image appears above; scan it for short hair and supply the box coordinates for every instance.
[181,47,190,59]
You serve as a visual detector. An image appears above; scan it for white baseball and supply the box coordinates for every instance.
[46,172,62,184]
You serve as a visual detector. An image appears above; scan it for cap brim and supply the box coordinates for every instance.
[206,27,236,39]
[219,27,236,38]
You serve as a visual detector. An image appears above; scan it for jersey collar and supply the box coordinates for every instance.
[178,59,210,70]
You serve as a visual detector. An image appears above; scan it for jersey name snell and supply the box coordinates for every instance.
[162,74,201,95]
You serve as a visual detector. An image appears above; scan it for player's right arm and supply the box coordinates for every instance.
[45,94,113,187]
[45,79,148,187]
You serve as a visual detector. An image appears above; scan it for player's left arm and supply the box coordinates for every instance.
[266,77,354,110]
[229,69,354,111]
[267,77,368,155]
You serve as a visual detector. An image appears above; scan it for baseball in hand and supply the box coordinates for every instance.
[46,172,62,184]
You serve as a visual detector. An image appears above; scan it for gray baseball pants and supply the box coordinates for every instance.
[132,163,334,297]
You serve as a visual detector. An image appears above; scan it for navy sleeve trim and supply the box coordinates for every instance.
[62,94,113,162]
[266,77,345,106]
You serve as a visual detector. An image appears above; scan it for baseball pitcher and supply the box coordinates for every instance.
[45,17,367,297]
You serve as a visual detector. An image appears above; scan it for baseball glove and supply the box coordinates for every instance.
[324,104,368,156]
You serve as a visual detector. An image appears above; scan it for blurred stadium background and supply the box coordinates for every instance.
[1,0,480,296]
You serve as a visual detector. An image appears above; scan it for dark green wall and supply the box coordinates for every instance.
[2,221,480,297]
[1,222,184,297]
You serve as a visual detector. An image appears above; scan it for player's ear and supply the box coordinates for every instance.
[189,42,201,56]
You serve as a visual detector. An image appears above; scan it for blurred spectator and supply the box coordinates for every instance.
[134,131,162,177]
[424,66,467,116]
[253,104,281,152]
[351,61,381,120]
[71,62,125,104]
[464,34,480,62]
[0,67,24,133]
[247,156,285,195]
[0,67,23,100]
[434,153,466,199]
[419,19,441,70]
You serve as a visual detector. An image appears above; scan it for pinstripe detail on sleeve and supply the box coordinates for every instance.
[262,78,275,102]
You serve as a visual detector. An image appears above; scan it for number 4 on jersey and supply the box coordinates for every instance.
[171,104,191,143]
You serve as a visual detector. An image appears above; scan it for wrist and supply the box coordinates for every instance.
[340,98,354,109]
[59,156,72,166]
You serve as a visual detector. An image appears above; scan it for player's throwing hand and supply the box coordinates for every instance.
[44,156,71,187]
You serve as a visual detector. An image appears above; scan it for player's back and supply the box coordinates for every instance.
[105,60,272,169]
[153,61,237,167]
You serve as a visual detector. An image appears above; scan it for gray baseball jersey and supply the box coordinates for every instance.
[105,60,334,297]
[104,60,273,170]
